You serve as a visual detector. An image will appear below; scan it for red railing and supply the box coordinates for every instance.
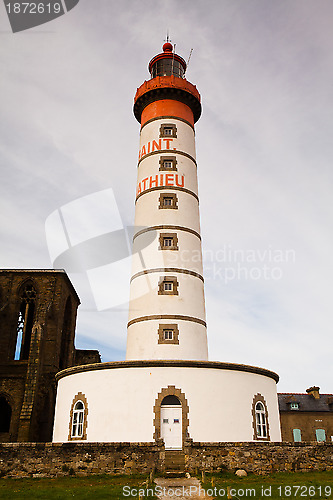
[134,75,201,103]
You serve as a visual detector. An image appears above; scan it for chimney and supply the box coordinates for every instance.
[306,386,320,399]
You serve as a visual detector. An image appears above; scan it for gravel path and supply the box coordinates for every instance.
[154,477,213,499]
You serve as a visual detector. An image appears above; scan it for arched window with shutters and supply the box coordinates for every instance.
[68,392,88,441]
[252,393,270,441]
[15,282,37,360]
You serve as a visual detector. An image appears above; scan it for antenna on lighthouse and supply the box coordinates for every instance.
[171,43,176,75]
[184,48,193,76]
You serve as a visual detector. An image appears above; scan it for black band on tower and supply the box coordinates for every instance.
[134,86,202,123]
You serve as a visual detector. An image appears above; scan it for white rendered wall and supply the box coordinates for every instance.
[53,365,281,443]
[132,231,203,275]
[126,322,208,360]
[134,192,201,233]
[128,274,205,319]
[127,116,208,361]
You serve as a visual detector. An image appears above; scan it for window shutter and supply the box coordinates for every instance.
[315,429,326,442]
[293,428,302,442]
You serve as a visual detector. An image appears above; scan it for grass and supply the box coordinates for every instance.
[0,470,332,499]
[0,474,156,499]
[201,470,333,499]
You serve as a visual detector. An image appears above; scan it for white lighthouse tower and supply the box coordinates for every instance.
[53,43,282,447]
[127,42,207,362]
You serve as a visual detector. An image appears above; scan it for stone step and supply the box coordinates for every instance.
[164,471,187,478]
[165,461,185,469]
[165,450,186,471]
[165,455,185,463]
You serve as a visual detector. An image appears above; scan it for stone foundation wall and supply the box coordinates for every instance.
[0,442,332,478]
[184,442,333,475]
[0,442,164,478]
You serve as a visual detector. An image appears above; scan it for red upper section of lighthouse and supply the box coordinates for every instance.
[134,43,201,124]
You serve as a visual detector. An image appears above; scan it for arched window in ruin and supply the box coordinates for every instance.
[59,297,72,370]
[15,282,37,360]
[0,396,12,433]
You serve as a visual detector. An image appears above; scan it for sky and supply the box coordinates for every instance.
[1,0,332,393]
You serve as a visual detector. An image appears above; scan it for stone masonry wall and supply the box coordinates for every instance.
[184,442,333,475]
[0,442,333,478]
[0,442,164,478]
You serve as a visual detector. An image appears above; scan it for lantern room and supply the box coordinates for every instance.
[148,42,186,79]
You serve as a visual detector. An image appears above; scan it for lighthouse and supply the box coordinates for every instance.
[127,42,207,361]
[53,43,282,447]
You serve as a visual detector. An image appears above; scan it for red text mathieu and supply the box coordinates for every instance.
[136,173,185,197]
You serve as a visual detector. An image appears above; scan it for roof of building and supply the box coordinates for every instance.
[278,393,333,412]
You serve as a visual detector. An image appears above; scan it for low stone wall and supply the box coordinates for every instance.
[0,442,164,478]
[184,442,333,475]
[1,442,332,478]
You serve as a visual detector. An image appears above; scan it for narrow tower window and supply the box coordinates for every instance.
[160,124,177,138]
[158,325,179,344]
[164,329,173,340]
[159,193,178,209]
[15,283,37,360]
[159,156,177,171]
[159,233,178,250]
[158,276,179,295]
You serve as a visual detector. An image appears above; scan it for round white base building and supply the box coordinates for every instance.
[53,361,281,446]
